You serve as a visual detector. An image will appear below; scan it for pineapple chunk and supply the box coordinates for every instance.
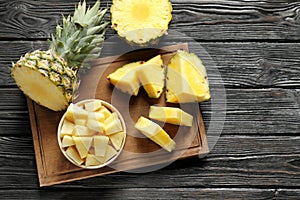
[72,136,93,159]
[109,131,125,151]
[166,50,210,103]
[73,125,95,136]
[61,135,75,147]
[86,154,103,166]
[74,119,87,126]
[135,117,176,152]
[84,100,102,112]
[88,111,105,122]
[65,103,88,123]
[94,136,109,157]
[87,119,105,133]
[60,120,75,137]
[96,145,118,163]
[99,106,112,119]
[107,61,143,96]
[104,112,119,125]
[149,106,193,126]
[136,55,164,98]
[105,118,123,135]
[65,146,84,166]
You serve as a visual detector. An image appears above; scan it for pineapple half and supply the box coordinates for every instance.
[111,0,172,45]
[11,1,109,111]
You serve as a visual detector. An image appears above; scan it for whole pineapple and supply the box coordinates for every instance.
[11,1,109,111]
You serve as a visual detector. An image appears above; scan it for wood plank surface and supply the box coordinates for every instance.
[1,41,300,88]
[1,0,300,41]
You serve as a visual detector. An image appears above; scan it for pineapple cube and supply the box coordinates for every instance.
[135,117,176,152]
[73,125,95,136]
[96,145,118,163]
[99,106,112,119]
[60,120,75,137]
[65,103,88,123]
[84,100,102,112]
[65,146,84,166]
[88,111,105,122]
[149,106,193,126]
[85,154,103,166]
[74,119,87,126]
[105,118,123,135]
[61,135,75,148]
[94,136,109,157]
[109,131,125,151]
[104,112,119,125]
[87,119,105,133]
[72,136,93,159]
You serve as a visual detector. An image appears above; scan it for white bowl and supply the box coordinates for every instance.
[57,99,126,169]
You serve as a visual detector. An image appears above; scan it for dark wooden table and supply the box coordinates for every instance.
[1,0,300,199]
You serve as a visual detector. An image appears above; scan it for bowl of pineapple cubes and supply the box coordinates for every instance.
[57,99,126,169]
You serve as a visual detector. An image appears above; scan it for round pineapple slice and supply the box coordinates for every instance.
[111,0,172,45]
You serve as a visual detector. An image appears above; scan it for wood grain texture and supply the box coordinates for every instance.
[1,88,299,136]
[1,41,300,88]
[0,135,299,188]
[1,0,300,41]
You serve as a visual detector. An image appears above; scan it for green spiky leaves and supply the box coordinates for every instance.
[50,0,109,71]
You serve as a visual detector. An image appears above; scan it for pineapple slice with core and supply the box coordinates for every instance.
[107,61,143,96]
[166,50,210,103]
[72,136,93,159]
[65,103,88,123]
[86,119,105,133]
[105,118,123,135]
[86,154,103,166]
[66,146,84,165]
[73,125,94,136]
[61,135,75,148]
[94,136,109,157]
[136,55,164,98]
[111,0,172,45]
[60,120,75,137]
[84,100,102,112]
[135,116,176,152]
[109,131,125,151]
[149,106,193,126]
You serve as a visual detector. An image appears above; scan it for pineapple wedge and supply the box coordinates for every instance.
[73,125,94,136]
[65,146,84,166]
[107,61,143,96]
[61,135,75,148]
[88,111,105,122]
[86,154,103,166]
[65,103,88,123]
[166,50,210,103]
[96,145,118,163]
[105,118,123,135]
[94,136,109,157]
[99,106,112,119]
[109,131,125,151]
[87,119,105,133]
[60,120,75,137]
[135,116,176,152]
[149,106,193,126]
[72,136,93,159]
[74,119,87,126]
[84,100,102,112]
[104,112,119,125]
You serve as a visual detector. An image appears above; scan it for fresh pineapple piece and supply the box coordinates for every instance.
[104,112,119,125]
[86,154,103,166]
[94,136,109,157]
[65,103,88,123]
[99,106,112,119]
[134,116,176,152]
[72,136,93,159]
[166,50,210,103]
[107,61,143,96]
[61,135,75,148]
[105,118,123,135]
[86,119,105,133]
[136,55,164,98]
[65,146,84,166]
[74,119,87,126]
[73,125,94,136]
[84,100,102,112]
[149,106,193,126]
[109,131,125,151]
[60,120,75,137]
[88,111,105,122]
[96,145,118,163]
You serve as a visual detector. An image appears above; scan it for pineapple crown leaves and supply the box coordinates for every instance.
[49,0,109,71]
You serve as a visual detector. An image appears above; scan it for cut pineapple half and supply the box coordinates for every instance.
[111,0,172,45]
[166,50,210,103]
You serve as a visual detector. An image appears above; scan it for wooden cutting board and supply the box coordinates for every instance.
[27,43,209,187]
